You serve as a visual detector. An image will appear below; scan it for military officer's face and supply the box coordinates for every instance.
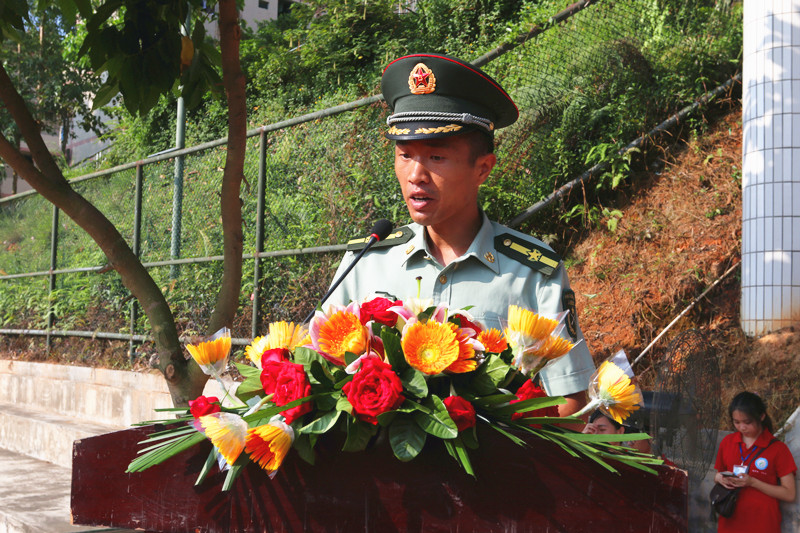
[394,135,495,230]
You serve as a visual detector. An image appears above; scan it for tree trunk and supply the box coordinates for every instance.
[0,63,207,406]
[207,0,247,335]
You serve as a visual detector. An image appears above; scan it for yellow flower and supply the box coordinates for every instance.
[186,327,231,376]
[316,310,369,364]
[401,320,460,375]
[195,412,247,466]
[245,421,294,478]
[246,321,309,368]
[477,328,508,353]
[444,322,478,373]
[525,334,574,361]
[595,361,642,424]
[504,305,558,349]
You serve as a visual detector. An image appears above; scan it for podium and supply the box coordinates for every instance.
[71,425,687,532]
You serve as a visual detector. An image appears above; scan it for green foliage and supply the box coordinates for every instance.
[0,0,743,353]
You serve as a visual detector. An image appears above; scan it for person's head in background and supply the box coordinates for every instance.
[585,410,625,435]
[729,391,773,439]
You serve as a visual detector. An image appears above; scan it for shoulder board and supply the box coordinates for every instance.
[346,226,414,251]
[494,233,561,276]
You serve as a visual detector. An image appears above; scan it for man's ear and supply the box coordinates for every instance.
[475,153,497,185]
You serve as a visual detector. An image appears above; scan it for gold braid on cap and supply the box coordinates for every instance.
[386,111,494,132]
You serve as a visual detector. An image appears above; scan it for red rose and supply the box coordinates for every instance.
[188,395,221,418]
[261,360,312,424]
[510,380,559,427]
[442,395,476,431]
[360,297,402,327]
[453,314,482,337]
[261,348,290,367]
[342,357,404,425]
[260,360,285,395]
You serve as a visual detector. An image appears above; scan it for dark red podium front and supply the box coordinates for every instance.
[71,425,687,532]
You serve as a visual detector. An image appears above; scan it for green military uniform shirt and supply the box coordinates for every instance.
[327,212,595,397]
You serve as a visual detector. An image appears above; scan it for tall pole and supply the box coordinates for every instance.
[170,16,191,279]
[741,1,800,335]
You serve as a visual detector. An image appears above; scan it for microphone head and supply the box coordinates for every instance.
[370,219,393,241]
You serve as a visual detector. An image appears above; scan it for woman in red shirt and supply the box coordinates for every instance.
[714,391,797,532]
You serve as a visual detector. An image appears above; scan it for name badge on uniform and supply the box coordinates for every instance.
[732,464,748,476]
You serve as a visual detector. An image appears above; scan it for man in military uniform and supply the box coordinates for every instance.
[327,53,594,417]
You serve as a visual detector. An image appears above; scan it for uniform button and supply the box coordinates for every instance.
[438,274,447,284]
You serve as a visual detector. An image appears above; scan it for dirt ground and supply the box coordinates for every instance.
[563,103,800,428]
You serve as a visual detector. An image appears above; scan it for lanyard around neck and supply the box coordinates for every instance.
[738,442,759,464]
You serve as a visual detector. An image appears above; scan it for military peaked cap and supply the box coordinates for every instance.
[381,53,519,141]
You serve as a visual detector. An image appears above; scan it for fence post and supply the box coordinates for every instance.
[170,95,187,280]
[252,130,268,338]
[46,204,59,353]
[130,164,144,363]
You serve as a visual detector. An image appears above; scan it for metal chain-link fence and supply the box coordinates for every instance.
[0,0,741,361]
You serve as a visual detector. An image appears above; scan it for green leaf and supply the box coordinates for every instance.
[468,354,510,394]
[342,417,376,452]
[235,378,264,402]
[381,327,407,371]
[388,416,426,462]
[195,448,218,486]
[344,350,359,365]
[400,367,427,397]
[294,346,328,369]
[92,80,119,110]
[235,362,260,379]
[568,432,650,443]
[127,431,206,473]
[293,433,316,465]
[300,409,341,434]
[335,394,353,414]
[443,437,475,477]
[412,396,457,439]
[221,462,245,491]
[491,395,566,417]
[308,359,333,387]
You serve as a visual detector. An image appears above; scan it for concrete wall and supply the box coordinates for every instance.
[0,359,230,468]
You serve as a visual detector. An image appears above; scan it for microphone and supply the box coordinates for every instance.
[304,219,393,323]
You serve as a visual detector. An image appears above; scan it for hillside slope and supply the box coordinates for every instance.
[565,103,800,427]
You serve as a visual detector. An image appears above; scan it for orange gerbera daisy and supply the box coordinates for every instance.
[401,320,460,375]
[316,310,369,364]
[246,321,309,368]
[186,327,231,376]
[245,421,294,478]
[445,322,478,373]
[195,412,247,466]
[595,361,642,424]
[477,328,508,354]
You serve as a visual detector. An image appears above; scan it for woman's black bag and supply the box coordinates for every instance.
[710,438,776,518]
[709,483,739,517]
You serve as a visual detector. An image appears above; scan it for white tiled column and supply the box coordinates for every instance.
[741,0,800,335]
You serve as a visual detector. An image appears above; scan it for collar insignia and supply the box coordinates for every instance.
[408,63,436,95]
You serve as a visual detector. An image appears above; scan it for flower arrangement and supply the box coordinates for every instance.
[127,298,659,490]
